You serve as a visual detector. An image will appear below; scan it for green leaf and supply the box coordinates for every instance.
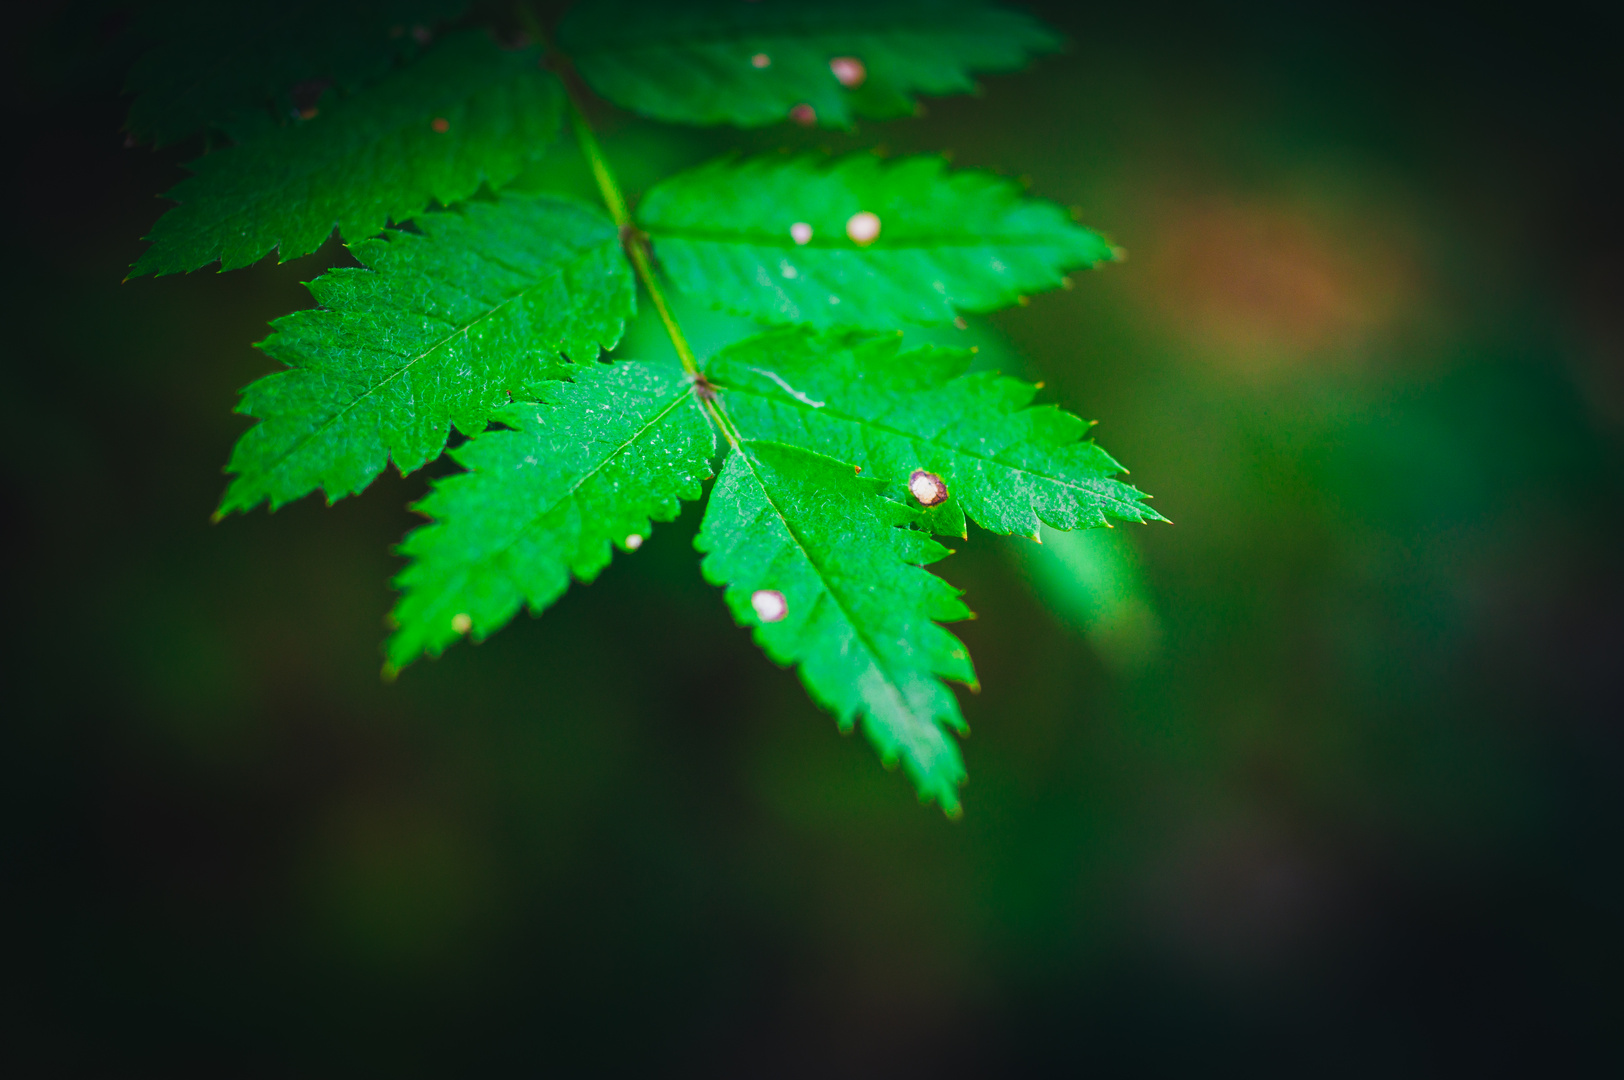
[708,329,1164,538]
[388,359,716,668]
[221,193,634,515]
[133,30,561,276]
[125,0,468,147]
[696,440,976,814]
[559,0,1060,129]
[638,153,1116,330]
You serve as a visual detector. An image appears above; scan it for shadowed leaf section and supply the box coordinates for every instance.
[639,153,1115,329]
[133,31,561,275]
[388,359,715,668]
[560,0,1059,128]
[125,0,468,146]
[221,194,634,515]
[697,440,977,814]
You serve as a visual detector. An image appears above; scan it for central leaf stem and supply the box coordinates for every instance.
[568,97,740,445]
[522,3,741,447]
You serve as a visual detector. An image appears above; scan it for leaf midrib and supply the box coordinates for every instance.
[722,381,1154,518]
[736,444,950,745]
[246,239,609,493]
[647,227,1085,252]
[419,382,700,625]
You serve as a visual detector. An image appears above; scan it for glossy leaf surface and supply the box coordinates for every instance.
[639,153,1115,329]
[389,359,715,667]
[708,329,1164,538]
[696,440,976,813]
[222,194,633,514]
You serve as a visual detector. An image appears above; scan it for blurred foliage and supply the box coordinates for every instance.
[5,0,1621,1074]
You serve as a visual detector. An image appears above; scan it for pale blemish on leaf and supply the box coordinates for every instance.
[751,589,788,623]
[846,210,881,246]
[830,57,866,88]
[909,469,949,507]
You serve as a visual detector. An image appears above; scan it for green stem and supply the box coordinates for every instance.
[571,106,740,448]
[568,108,702,379]
[516,5,732,444]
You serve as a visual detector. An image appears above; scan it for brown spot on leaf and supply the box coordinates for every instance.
[909,469,949,507]
[830,57,866,88]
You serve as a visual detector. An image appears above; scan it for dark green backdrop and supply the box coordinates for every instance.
[6,1,1621,1074]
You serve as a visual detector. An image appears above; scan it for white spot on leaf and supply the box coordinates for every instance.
[751,53,771,68]
[625,534,643,550]
[451,612,472,634]
[846,211,881,246]
[790,222,813,245]
[751,589,788,623]
[830,56,867,88]
[909,469,949,507]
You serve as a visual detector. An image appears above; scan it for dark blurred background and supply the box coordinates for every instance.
[5,1,1622,1074]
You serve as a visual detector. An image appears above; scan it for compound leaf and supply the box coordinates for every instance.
[221,193,634,515]
[125,0,468,147]
[389,359,716,668]
[709,329,1164,538]
[133,30,561,276]
[697,439,976,813]
[559,0,1060,129]
[638,153,1115,330]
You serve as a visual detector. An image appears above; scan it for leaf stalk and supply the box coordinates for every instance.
[518,2,739,446]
